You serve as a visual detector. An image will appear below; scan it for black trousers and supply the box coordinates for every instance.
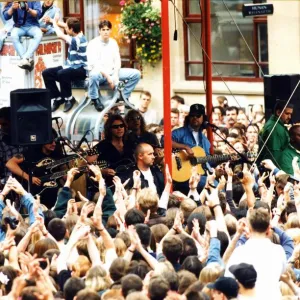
[42,66,86,99]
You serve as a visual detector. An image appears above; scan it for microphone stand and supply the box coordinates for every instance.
[53,118,68,158]
[211,126,250,164]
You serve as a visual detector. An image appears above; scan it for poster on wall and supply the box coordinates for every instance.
[34,39,64,88]
[0,41,28,107]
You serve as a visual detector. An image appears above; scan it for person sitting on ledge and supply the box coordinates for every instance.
[42,17,88,113]
[87,19,141,112]
[38,0,61,36]
[3,0,42,71]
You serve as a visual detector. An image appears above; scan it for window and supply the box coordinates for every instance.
[183,0,269,80]
[63,0,136,68]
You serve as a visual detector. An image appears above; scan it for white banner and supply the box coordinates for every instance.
[34,39,64,88]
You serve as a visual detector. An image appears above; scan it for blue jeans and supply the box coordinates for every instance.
[10,25,42,59]
[88,68,141,100]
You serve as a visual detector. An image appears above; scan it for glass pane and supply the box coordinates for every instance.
[210,0,255,77]
[189,0,201,14]
[258,23,269,76]
[189,63,203,76]
[213,63,255,77]
[187,23,202,61]
[68,0,80,14]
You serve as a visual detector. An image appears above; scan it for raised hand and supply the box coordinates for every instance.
[224,162,233,177]
[9,177,27,196]
[88,165,102,182]
[133,170,141,190]
[261,159,276,171]
[165,164,173,186]
[240,163,255,187]
[6,199,19,220]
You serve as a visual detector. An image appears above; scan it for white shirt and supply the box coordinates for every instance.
[87,37,121,80]
[140,169,157,192]
[192,130,200,146]
[140,109,157,125]
[225,238,286,300]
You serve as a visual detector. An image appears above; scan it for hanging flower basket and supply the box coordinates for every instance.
[120,0,162,67]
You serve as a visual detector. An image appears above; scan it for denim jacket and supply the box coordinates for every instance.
[172,126,210,155]
[39,5,61,35]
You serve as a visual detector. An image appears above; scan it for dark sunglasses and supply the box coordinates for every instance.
[190,114,202,118]
[128,116,141,121]
[111,124,125,129]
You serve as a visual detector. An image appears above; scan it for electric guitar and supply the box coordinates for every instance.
[171,146,255,182]
[21,154,107,196]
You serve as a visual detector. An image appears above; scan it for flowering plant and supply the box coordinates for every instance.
[120,0,162,66]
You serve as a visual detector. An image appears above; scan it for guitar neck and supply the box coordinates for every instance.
[46,154,78,169]
[196,154,231,164]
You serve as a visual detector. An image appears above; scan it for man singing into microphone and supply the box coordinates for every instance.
[172,104,211,193]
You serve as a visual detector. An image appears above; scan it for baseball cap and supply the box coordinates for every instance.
[189,104,205,116]
[229,263,257,286]
[207,277,239,299]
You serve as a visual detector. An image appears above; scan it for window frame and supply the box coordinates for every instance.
[183,0,268,82]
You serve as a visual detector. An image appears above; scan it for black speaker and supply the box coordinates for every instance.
[264,74,300,122]
[10,89,52,145]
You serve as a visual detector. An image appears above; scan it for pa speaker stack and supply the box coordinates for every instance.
[264,74,300,122]
[10,89,52,145]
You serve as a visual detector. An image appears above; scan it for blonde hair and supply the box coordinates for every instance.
[180,199,197,221]
[193,206,213,221]
[224,214,237,236]
[285,213,300,230]
[137,188,159,214]
[71,255,91,277]
[85,265,112,292]
[199,263,224,285]
[285,228,300,246]
[114,238,127,257]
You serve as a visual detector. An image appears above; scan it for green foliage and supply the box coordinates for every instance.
[120,0,162,66]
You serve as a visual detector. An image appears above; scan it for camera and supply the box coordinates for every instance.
[19,1,27,10]
[287,175,300,185]
[4,217,19,230]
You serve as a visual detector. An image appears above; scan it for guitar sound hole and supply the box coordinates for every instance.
[190,157,197,166]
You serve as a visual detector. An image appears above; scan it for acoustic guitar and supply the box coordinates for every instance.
[171,146,253,182]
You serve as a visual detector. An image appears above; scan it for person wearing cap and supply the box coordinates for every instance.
[171,103,210,192]
[229,263,258,299]
[207,276,239,299]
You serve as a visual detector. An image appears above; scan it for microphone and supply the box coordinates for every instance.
[76,130,90,150]
[202,121,219,129]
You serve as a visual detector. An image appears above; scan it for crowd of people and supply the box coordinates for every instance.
[1,88,300,300]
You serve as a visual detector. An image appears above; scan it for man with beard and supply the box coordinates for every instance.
[171,104,211,192]
[259,100,293,167]
[6,130,63,208]
[225,106,238,128]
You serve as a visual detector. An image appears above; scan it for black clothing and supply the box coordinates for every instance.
[20,146,63,208]
[120,164,165,197]
[124,131,160,157]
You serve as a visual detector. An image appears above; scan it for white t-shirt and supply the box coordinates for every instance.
[140,169,157,192]
[225,238,286,300]
[141,109,157,125]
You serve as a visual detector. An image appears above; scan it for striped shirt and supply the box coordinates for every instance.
[64,32,88,72]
